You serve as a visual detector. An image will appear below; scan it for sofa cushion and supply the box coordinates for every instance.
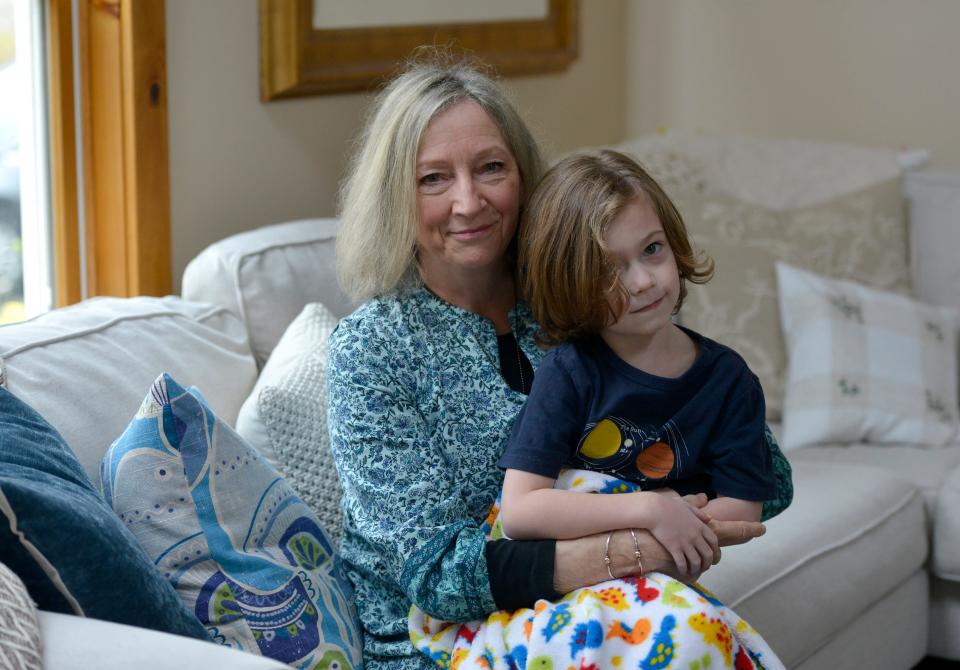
[181,219,353,368]
[39,611,290,670]
[0,296,257,485]
[0,387,209,639]
[788,442,960,519]
[102,373,362,669]
[235,303,343,540]
[616,134,910,421]
[699,459,927,668]
[777,262,959,451]
[933,462,960,581]
[904,169,960,313]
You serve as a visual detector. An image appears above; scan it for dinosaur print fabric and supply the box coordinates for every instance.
[409,469,784,670]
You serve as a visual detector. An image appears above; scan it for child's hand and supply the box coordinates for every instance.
[646,494,719,578]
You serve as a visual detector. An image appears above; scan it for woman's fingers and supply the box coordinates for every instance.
[711,519,766,546]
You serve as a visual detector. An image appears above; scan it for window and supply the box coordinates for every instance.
[1,0,171,325]
[1,0,53,324]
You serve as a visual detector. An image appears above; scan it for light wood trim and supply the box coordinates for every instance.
[47,0,171,302]
[46,0,82,306]
[120,0,171,295]
[260,0,579,100]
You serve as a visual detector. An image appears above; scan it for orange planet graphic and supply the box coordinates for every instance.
[635,441,674,479]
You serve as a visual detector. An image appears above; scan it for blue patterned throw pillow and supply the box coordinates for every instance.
[0,387,208,639]
[102,373,362,669]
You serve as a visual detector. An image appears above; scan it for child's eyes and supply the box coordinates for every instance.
[643,242,663,256]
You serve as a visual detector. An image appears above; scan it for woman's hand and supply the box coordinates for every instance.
[646,494,719,578]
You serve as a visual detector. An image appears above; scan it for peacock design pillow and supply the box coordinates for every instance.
[101,373,362,669]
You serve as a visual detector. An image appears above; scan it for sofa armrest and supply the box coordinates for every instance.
[934,458,960,582]
[182,219,352,368]
[39,611,288,670]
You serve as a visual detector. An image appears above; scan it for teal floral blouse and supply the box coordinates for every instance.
[326,288,793,669]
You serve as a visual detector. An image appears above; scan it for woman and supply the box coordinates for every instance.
[328,56,792,669]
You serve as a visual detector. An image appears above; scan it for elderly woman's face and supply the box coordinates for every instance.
[415,100,522,279]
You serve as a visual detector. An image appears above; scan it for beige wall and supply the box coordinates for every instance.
[625,1,960,169]
[165,0,625,289]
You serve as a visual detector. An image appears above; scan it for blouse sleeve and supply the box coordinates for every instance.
[326,316,497,622]
[760,424,793,522]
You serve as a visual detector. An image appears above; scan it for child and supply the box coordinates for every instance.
[408,150,784,670]
[500,148,777,577]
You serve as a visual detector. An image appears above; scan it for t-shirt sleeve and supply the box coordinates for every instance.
[499,348,586,478]
[708,369,778,501]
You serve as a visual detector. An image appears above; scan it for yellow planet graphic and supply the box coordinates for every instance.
[579,418,623,460]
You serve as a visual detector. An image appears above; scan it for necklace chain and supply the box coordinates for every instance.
[514,318,527,394]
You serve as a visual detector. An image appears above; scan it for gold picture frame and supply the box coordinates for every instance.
[259,0,579,101]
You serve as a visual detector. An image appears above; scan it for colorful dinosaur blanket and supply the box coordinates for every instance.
[409,469,784,670]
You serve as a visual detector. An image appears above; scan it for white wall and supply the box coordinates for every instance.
[625,1,960,170]
[165,0,625,289]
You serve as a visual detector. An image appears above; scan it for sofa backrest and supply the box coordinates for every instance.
[0,296,258,485]
[181,218,353,369]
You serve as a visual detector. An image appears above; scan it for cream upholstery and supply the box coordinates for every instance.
[0,297,257,483]
[182,218,351,368]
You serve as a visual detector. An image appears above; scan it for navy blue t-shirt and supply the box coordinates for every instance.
[500,329,777,501]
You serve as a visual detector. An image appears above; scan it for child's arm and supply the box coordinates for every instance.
[501,468,719,576]
[651,488,761,522]
[703,497,762,522]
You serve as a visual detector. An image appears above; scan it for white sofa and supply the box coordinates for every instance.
[0,160,958,669]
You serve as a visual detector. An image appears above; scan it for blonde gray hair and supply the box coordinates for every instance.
[336,56,544,301]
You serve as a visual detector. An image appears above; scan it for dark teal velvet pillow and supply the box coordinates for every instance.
[0,386,209,639]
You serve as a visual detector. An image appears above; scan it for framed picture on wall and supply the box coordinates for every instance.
[259,0,579,100]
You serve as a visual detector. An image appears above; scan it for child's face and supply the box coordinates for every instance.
[602,194,681,339]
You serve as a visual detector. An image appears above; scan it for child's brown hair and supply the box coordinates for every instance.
[518,149,714,345]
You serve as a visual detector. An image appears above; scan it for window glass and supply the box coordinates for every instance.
[1,0,52,325]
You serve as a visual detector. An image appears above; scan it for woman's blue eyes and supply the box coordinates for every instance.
[418,162,505,187]
[643,242,663,256]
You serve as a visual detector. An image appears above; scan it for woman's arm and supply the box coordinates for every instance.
[327,317,498,622]
[761,425,793,521]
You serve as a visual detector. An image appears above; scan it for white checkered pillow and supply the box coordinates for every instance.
[777,262,959,450]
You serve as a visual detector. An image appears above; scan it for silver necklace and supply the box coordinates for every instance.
[511,307,528,394]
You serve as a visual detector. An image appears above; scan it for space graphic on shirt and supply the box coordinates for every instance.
[574,416,690,483]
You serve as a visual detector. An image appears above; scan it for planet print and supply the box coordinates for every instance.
[635,441,674,479]
[579,418,623,460]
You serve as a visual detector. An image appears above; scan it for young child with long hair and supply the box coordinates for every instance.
[499,148,777,575]
[409,149,784,670]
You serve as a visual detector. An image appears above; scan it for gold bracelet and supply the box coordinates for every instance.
[629,528,644,576]
[603,530,616,580]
